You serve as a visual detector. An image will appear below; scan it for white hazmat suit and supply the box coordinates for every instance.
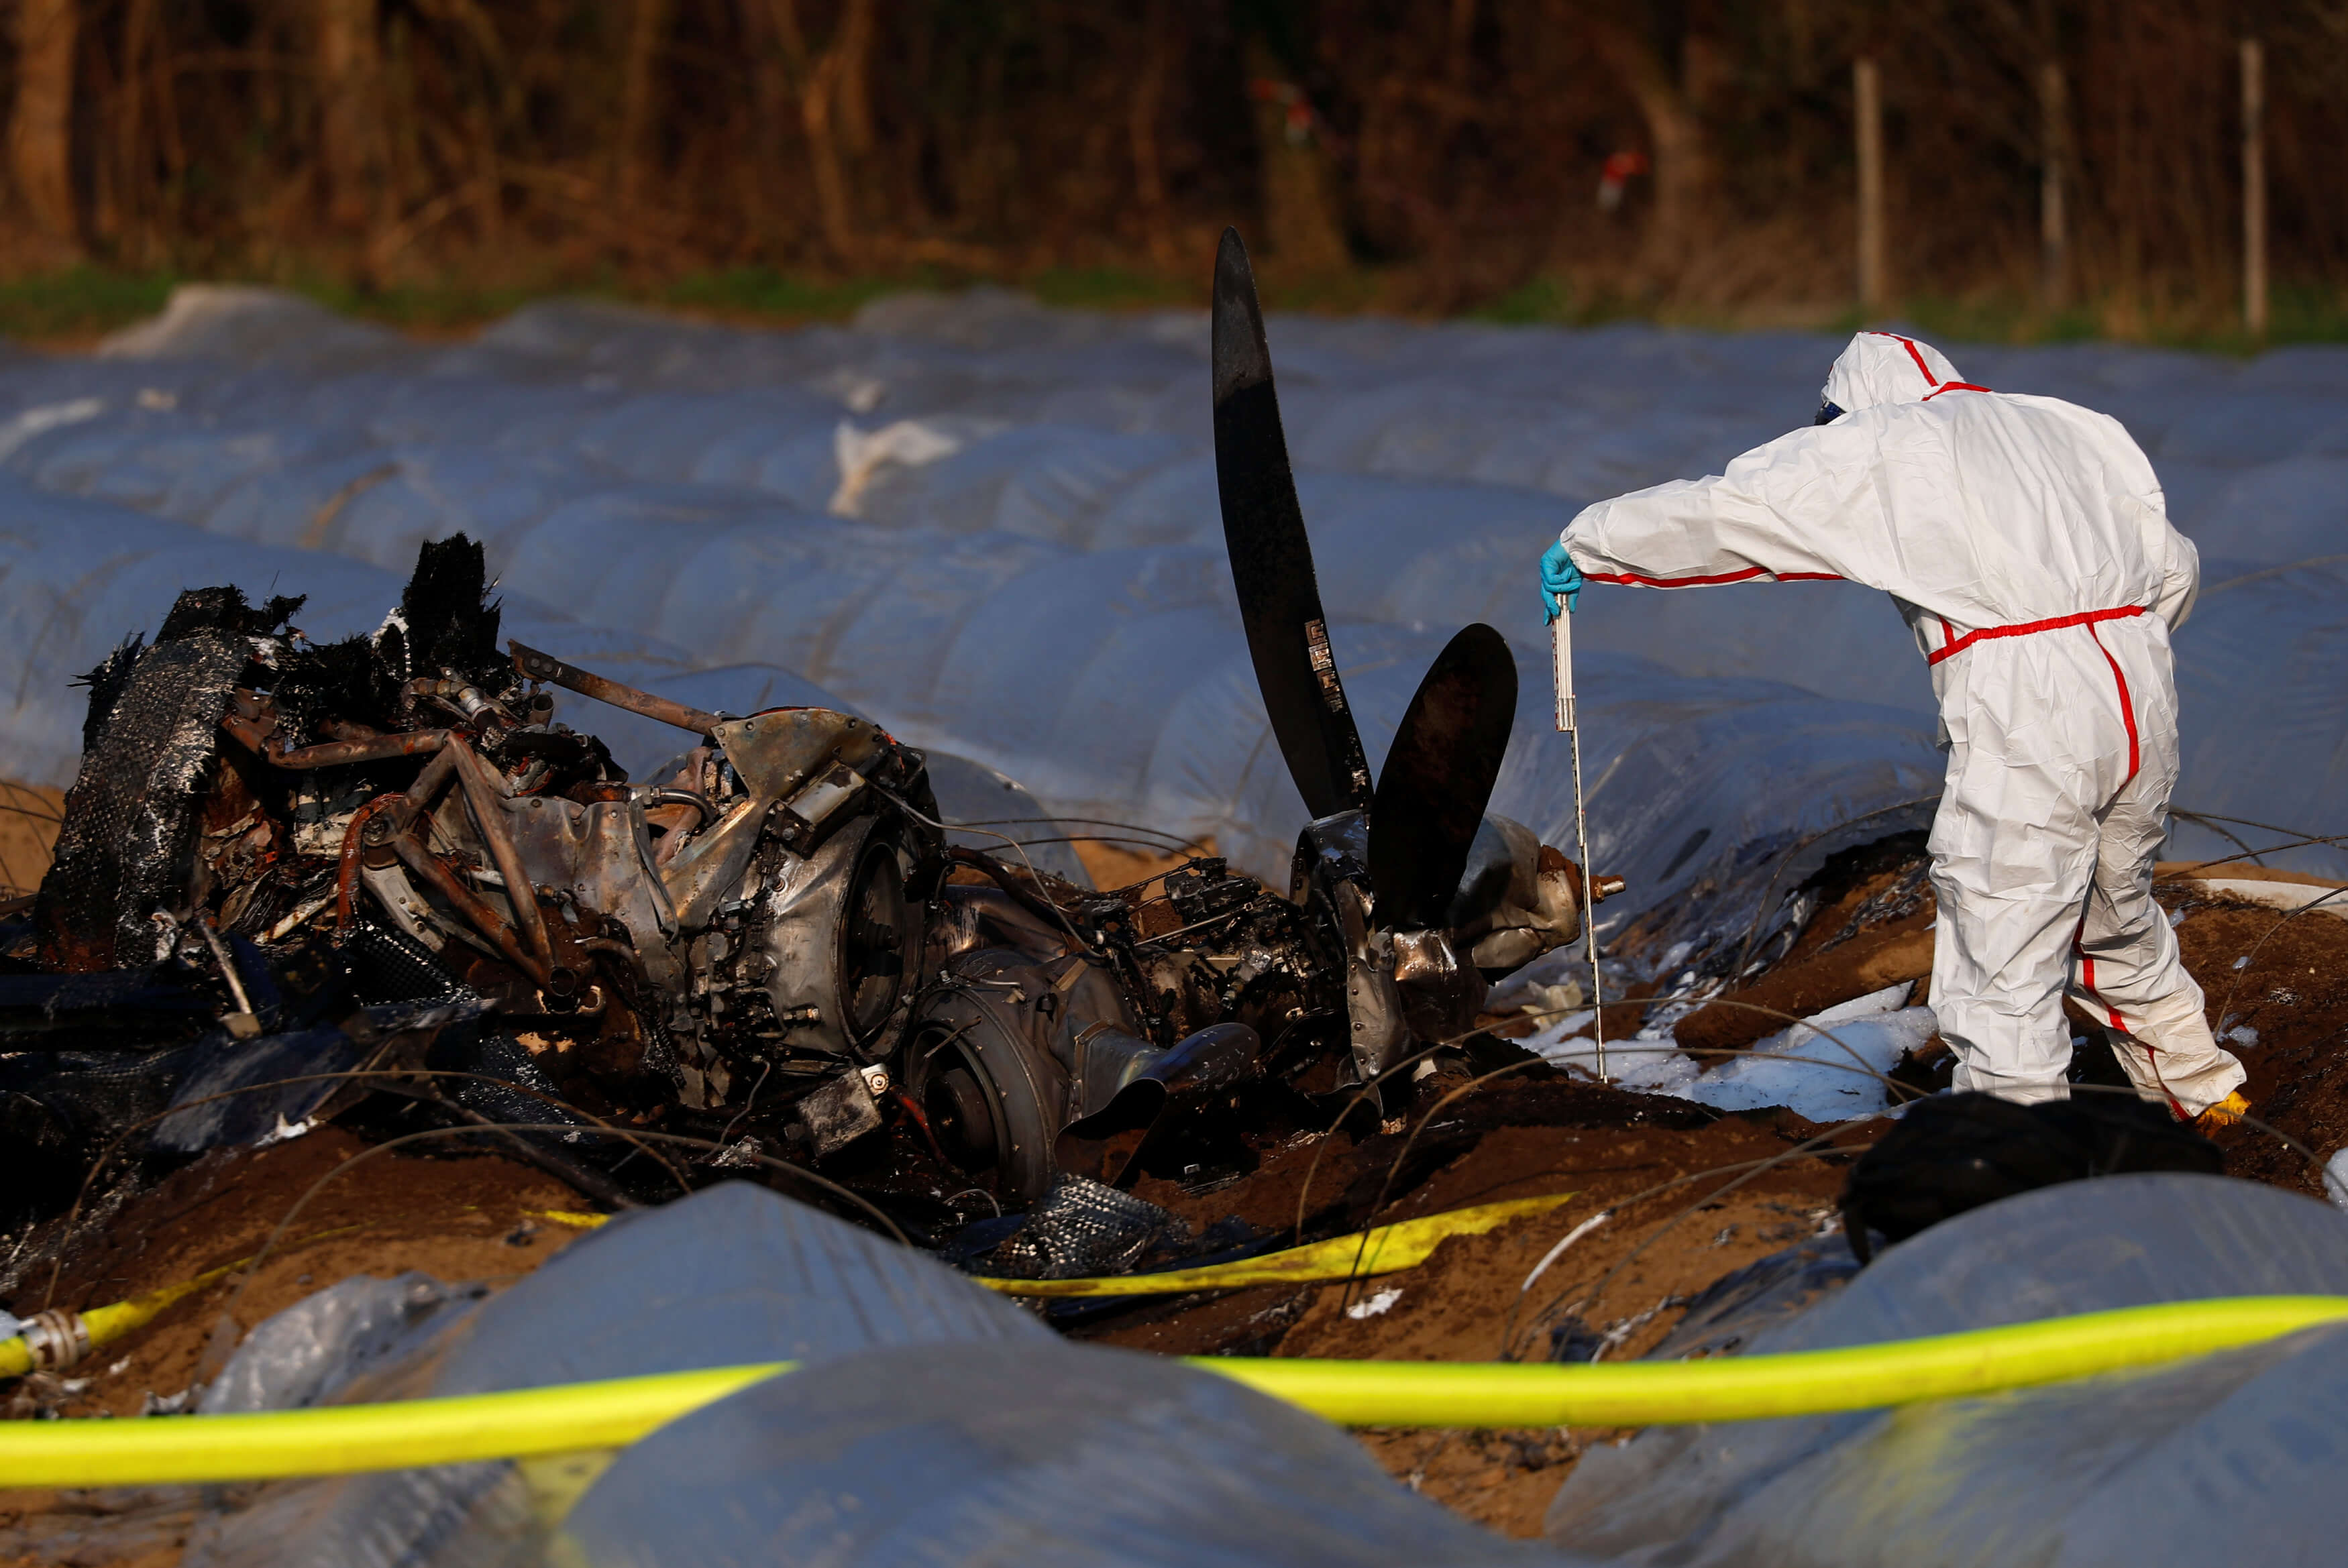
[1559,331,2245,1115]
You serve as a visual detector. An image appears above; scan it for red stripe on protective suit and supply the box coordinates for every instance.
[2087,622,2141,783]
[1868,331,1941,388]
[1925,604,2145,665]
[2072,926,2188,1117]
[2074,946,2128,1032]
[1924,382,1993,400]
[1585,567,1845,588]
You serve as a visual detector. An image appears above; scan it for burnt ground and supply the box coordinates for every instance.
[4,816,2348,1554]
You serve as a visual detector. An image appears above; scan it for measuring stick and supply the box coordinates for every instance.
[1551,604,1605,1081]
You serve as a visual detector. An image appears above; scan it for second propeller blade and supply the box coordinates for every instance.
[1365,624,1519,934]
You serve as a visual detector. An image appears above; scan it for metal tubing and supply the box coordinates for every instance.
[392,831,549,985]
[335,794,408,930]
[403,746,460,818]
[639,788,715,829]
[508,640,725,737]
[272,730,449,769]
[445,738,556,976]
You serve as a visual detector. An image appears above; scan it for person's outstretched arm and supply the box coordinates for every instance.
[1562,421,1892,592]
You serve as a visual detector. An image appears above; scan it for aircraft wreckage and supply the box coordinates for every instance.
[1,234,1619,1240]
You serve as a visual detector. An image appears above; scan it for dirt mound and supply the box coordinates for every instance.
[2169,880,2348,1194]
[1672,832,1935,1060]
[1086,1090,1874,1536]
[1,1127,582,1422]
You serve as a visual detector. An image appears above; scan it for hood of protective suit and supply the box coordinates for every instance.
[1821,331,1965,414]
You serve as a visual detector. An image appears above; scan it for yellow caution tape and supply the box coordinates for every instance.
[539,1191,1581,1298]
[978,1190,1581,1297]
[3,1192,1569,1383]
[3,1295,2345,1487]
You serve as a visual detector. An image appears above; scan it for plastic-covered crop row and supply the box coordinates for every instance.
[0,285,2335,958]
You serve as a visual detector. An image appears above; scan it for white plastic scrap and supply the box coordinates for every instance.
[1668,984,1937,1122]
[258,1114,316,1147]
[0,396,103,461]
[828,418,969,515]
[1345,1288,1404,1321]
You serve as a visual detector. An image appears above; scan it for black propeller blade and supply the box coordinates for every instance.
[1366,624,1519,933]
[1212,227,1375,822]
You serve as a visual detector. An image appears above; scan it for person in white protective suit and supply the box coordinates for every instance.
[1538,330,2249,1127]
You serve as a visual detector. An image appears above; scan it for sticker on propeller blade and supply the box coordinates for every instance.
[1305,618,1346,712]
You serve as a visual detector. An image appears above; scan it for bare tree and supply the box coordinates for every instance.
[767,0,873,264]
[9,0,80,258]
[317,0,385,239]
[1586,13,1718,279]
[620,0,673,222]
[1130,0,1179,272]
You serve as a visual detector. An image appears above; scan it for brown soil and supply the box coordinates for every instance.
[2168,883,2348,1194]
[1674,836,1936,1059]
[0,779,61,899]
[1085,1088,1873,1536]
[1,1127,582,1422]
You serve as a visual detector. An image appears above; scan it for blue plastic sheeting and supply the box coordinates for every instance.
[181,1180,1580,1568]
[559,1341,1562,1568]
[0,286,2337,960]
[0,476,846,791]
[182,1181,1061,1568]
[1546,1172,2348,1567]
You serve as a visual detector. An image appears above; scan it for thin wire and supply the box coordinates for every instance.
[214,1120,911,1337]
[2212,884,2348,1039]
[1505,1080,2330,1364]
[2166,810,2270,868]
[1094,856,1222,898]
[38,1064,695,1310]
[1560,1123,1871,1361]
[2198,553,2348,597]
[2168,807,2348,843]
[1727,795,1945,978]
[1502,1136,1864,1362]
[965,834,1191,853]
[1672,997,1921,1100]
[1287,995,1912,1259]
[1326,1025,1907,1319]
[719,1058,776,1146]
[949,816,1195,847]
[869,781,1098,954]
[1337,1027,1919,1323]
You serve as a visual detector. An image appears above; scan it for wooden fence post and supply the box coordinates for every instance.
[1855,58,1886,317]
[2039,61,2068,311]
[2241,38,2267,339]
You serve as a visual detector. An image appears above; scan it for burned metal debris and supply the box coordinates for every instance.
[3,235,1620,1246]
[0,521,1609,1232]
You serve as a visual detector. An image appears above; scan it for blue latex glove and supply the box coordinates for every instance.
[1540,541,1584,622]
